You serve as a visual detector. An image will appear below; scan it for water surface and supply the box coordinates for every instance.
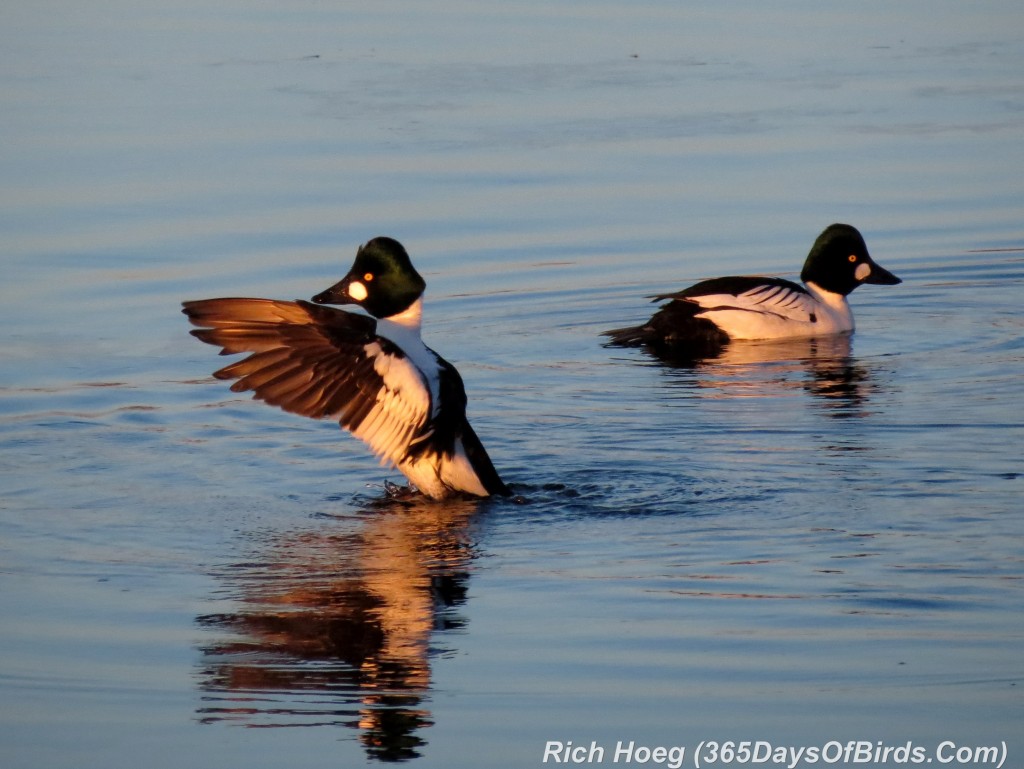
[2,2,1023,767]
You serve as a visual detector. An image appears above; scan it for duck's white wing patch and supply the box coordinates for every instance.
[660,278,825,340]
[182,298,434,470]
[689,282,818,322]
[353,341,432,467]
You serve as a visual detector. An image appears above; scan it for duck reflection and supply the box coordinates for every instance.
[649,334,880,418]
[195,494,483,761]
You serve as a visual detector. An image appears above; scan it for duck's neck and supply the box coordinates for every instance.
[379,297,424,338]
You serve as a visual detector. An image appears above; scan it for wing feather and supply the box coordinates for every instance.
[664,276,817,322]
[182,298,432,469]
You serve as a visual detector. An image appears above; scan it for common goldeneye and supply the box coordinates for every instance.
[183,236,510,500]
[603,224,901,355]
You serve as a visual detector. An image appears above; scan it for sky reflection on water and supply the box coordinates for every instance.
[2,1,1023,767]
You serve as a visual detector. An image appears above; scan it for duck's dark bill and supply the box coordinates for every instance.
[864,261,901,285]
[311,278,353,305]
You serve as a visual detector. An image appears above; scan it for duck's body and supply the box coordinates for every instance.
[183,237,509,500]
[604,224,901,356]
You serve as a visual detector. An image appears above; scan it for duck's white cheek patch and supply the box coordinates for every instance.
[348,281,368,301]
[855,263,872,281]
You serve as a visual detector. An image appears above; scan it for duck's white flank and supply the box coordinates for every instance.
[693,282,854,341]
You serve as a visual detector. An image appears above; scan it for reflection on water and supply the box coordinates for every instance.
[645,334,882,419]
[196,496,483,761]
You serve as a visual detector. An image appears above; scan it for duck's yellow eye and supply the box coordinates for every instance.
[363,272,374,281]
[848,254,857,262]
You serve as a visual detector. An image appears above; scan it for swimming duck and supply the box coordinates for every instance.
[603,224,901,356]
[183,236,510,500]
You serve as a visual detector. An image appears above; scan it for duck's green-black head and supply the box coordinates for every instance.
[312,237,426,318]
[801,223,901,296]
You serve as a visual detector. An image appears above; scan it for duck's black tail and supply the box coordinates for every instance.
[601,323,653,348]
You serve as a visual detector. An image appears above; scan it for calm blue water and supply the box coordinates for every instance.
[2,2,1023,768]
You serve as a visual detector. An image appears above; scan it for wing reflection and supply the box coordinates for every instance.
[195,495,482,761]
[648,335,881,418]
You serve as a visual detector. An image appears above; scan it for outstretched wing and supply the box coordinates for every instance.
[656,276,819,323]
[182,298,433,468]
